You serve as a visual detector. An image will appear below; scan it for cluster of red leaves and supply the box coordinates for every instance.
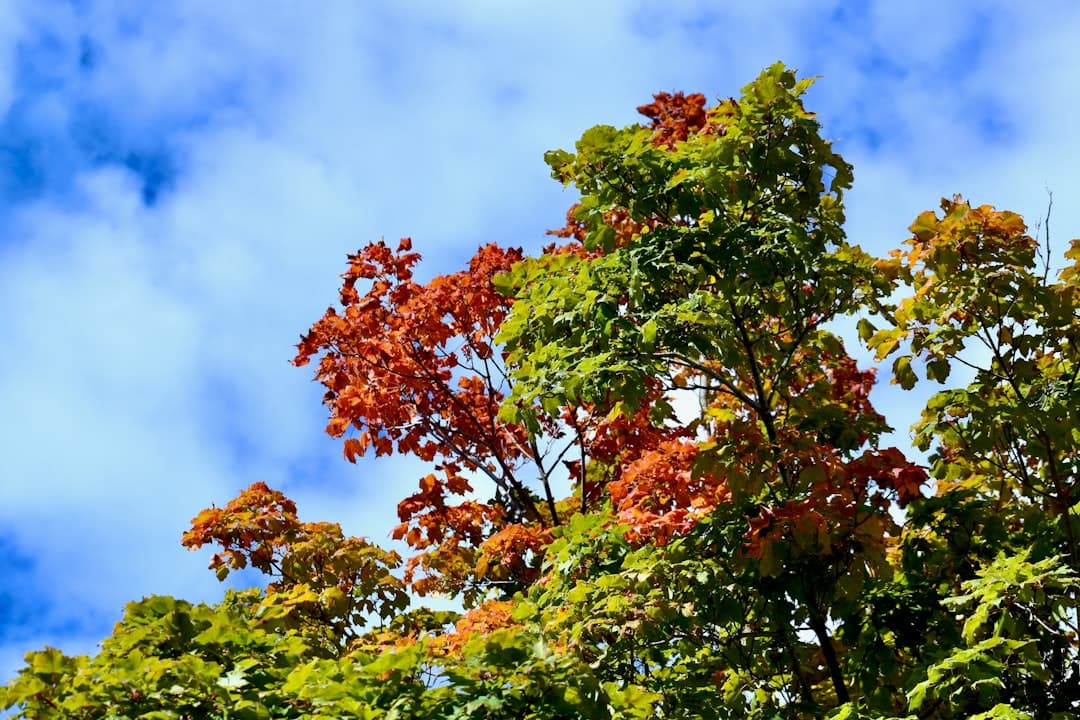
[182,481,302,577]
[795,351,884,434]
[609,439,727,545]
[603,207,664,249]
[890,196,1037,275]
[548,204,588,243]
[588,400,679,465]
[742,441,925,563]
[745,499,833,559]
[547,205,665,252]
[475,523,553,585]
[636,91,713,148]
[293,240,618,599]
[394,468,494,549]
[392,466,506,596]
[294,239,526,469]
[738,346,925,565]
[595,340,927,564]
[427,599,518,657]
[182,482,409,643]
[848,447,930,508]
[292,240,546,595]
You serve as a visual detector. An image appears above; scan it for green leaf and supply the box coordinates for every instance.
[29,648,70,676]
[909,210,939,240]
[968,705,1034,720]
[893,355,917,390]
[868,329,903,359]
[925,358,951,383]
[641,319,658,350]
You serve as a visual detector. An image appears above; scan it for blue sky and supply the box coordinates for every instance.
[2,1,1079,682]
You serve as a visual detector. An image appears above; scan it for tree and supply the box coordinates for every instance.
[5,63,1078,720]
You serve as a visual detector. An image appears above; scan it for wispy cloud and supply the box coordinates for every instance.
[1,0,1078,682]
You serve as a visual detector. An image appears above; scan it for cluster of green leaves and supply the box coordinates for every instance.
[4,570,653,719]
[5,63,1079,719]
[498,64,874,419]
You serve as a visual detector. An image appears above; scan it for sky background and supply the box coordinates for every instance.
[2,0,1080,684]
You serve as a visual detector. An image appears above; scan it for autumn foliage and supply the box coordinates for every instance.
[7,63,1079,720]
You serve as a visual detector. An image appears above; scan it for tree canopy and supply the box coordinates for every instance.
[5,62,1079,720]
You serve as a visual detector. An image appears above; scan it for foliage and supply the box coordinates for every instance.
[6,63,1079,719]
